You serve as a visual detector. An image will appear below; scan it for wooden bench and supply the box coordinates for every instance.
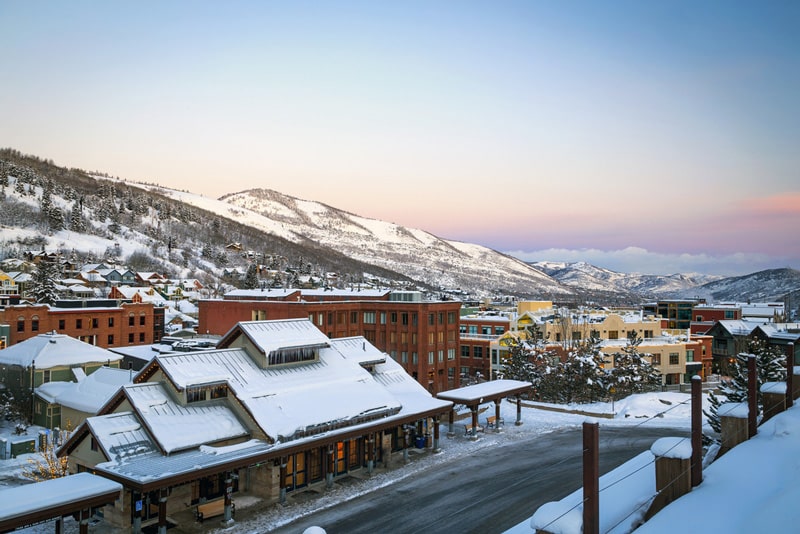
[486,415,505,429]
[196,498,234,523]
[464,423,484,436]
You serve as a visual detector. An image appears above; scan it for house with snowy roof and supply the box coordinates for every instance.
[35,366,134,429]
[0,332,122,424]
[59,318,452,531]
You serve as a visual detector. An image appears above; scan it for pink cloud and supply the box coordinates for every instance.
[740,192,800,217]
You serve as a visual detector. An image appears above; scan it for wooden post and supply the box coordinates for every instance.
[133,493,142,534]
[447,409,455,437]
[433,416,441,452]
[79,508,89,534]
[582,421,599,534]
[515,395,523,426]
[157,487,168,534]
[367,434,374,474]
[55,516,63,534]
[403,426,410,463]
[748,355,757,438]
[470,406,479,439]
[691,376,702,487]
[494,399,502,433]
[787,343,794,408]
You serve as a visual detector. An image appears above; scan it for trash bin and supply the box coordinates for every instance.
[415,436,426,449]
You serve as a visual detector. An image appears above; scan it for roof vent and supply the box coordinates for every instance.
[49,338,57,344]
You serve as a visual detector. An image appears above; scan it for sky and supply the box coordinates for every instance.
[1,1,798,276]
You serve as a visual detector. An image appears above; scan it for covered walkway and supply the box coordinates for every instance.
[437,379,532,439]
[0,473,122,533]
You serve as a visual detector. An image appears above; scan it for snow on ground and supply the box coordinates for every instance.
[0,391,695,533]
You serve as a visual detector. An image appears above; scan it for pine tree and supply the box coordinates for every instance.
[608,332,661,398]
[705,338,786,434]
[243,263,259,289]
[30,261,59,304]
[556,339,608,403]
[501,324,555,395]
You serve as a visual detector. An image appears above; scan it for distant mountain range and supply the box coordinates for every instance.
[1,149,798,304]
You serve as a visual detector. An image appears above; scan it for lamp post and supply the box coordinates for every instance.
[29,359,35,425]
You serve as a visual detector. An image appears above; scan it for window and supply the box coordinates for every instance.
[438,332,444,343]
[460,325,467,334]
[448,312,456,324]
[686,350,695,362]
[411,313,417,326]
[428,313,435,326]
[428,332,434,344]
[401,351,408,363]
[724,310,735,319]
[400,332,407,344]
[469,325,478,335]
[364,312,376,324]
[187,387,207,403]
[644,330,654,338]
[43,370,51,383]
[92,318,98,329]
[31,316,39,332]
[608,330,619,340]
[252,310,267,321]
[380,312,386,324]
[58,319,65,330]
[447,367,455,378]
[695,315,703,322]
[108,317,114,327]
[438,350,443,362]
[107,335,114,345]
[462,346,470,358]
[572,331,581,340]
[128,333,134,343]
[390,312,397,324]
[350,312,358,324]
[473,346,483,359]
[448,348,455,360]
[482,326,491,335]
[438,312,444,324]
[401,313,409,325]
[90,437,98,452]
[128,314,135,326]
[652,354,661,365]
[669,353,679,365]
[139,314,146,326]
[390,350,397,361]
[139,333,145,343]
[495,326,504,335]
[412,352,418,364]
[390,332,397,343]
[16,317,24,332]
[428,352,434,364]
[317,313,323,326]
[590,330,600,339]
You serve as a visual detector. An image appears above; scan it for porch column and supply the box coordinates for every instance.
[279,458,287,504]
[326,446,334,489]
[494,399,502,433]
[133,493,143,534]
[54,516,63,534]
[433,416,441,452]
[447,409,455,437]
[470,406,479,439]
[222,474,234,525]
[157,488,168,534]
[403,426,410,463]
[79,508,89,534]
[367,434,375,474]
[515,395,523,426]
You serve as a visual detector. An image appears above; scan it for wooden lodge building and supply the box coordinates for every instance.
[58,318,453,531]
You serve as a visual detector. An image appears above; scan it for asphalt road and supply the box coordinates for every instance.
[270,425,686,534]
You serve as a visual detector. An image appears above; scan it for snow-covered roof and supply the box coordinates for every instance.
[36,366,134,414]
[122,382,249,454]
[223,288,298,299]
[230,318,332,356]
[86,411,159,461]
[0,332,119,369]
[0,472,122,525]
[437,379,532,404]
[714,320,760,336]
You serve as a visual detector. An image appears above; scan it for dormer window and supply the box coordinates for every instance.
[186,383,228,403]
[267,346,319,366]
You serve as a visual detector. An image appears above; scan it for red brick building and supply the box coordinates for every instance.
[690,304,742,334]
[0,300,163,349]
[199,289,462,393]
[459,314,511,381]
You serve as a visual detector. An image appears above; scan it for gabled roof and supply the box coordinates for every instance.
[122,382,249,454]
[709,320,760,337]
[86,411,159,461]
[0,332,119,369]
[218,318,331,355]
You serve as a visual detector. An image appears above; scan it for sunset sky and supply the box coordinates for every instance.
[1,1,798,275]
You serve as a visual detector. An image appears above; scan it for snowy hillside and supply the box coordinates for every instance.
[213,189,569,297]
[532,261,722,297]
[669,268,800,302]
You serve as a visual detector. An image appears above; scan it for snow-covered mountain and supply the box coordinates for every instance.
[531,261,723,297]
[668,268,800,302]
[210,188,569,297]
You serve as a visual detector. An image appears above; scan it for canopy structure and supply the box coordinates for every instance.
[437,379,532,438]
[0,473,122,533]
